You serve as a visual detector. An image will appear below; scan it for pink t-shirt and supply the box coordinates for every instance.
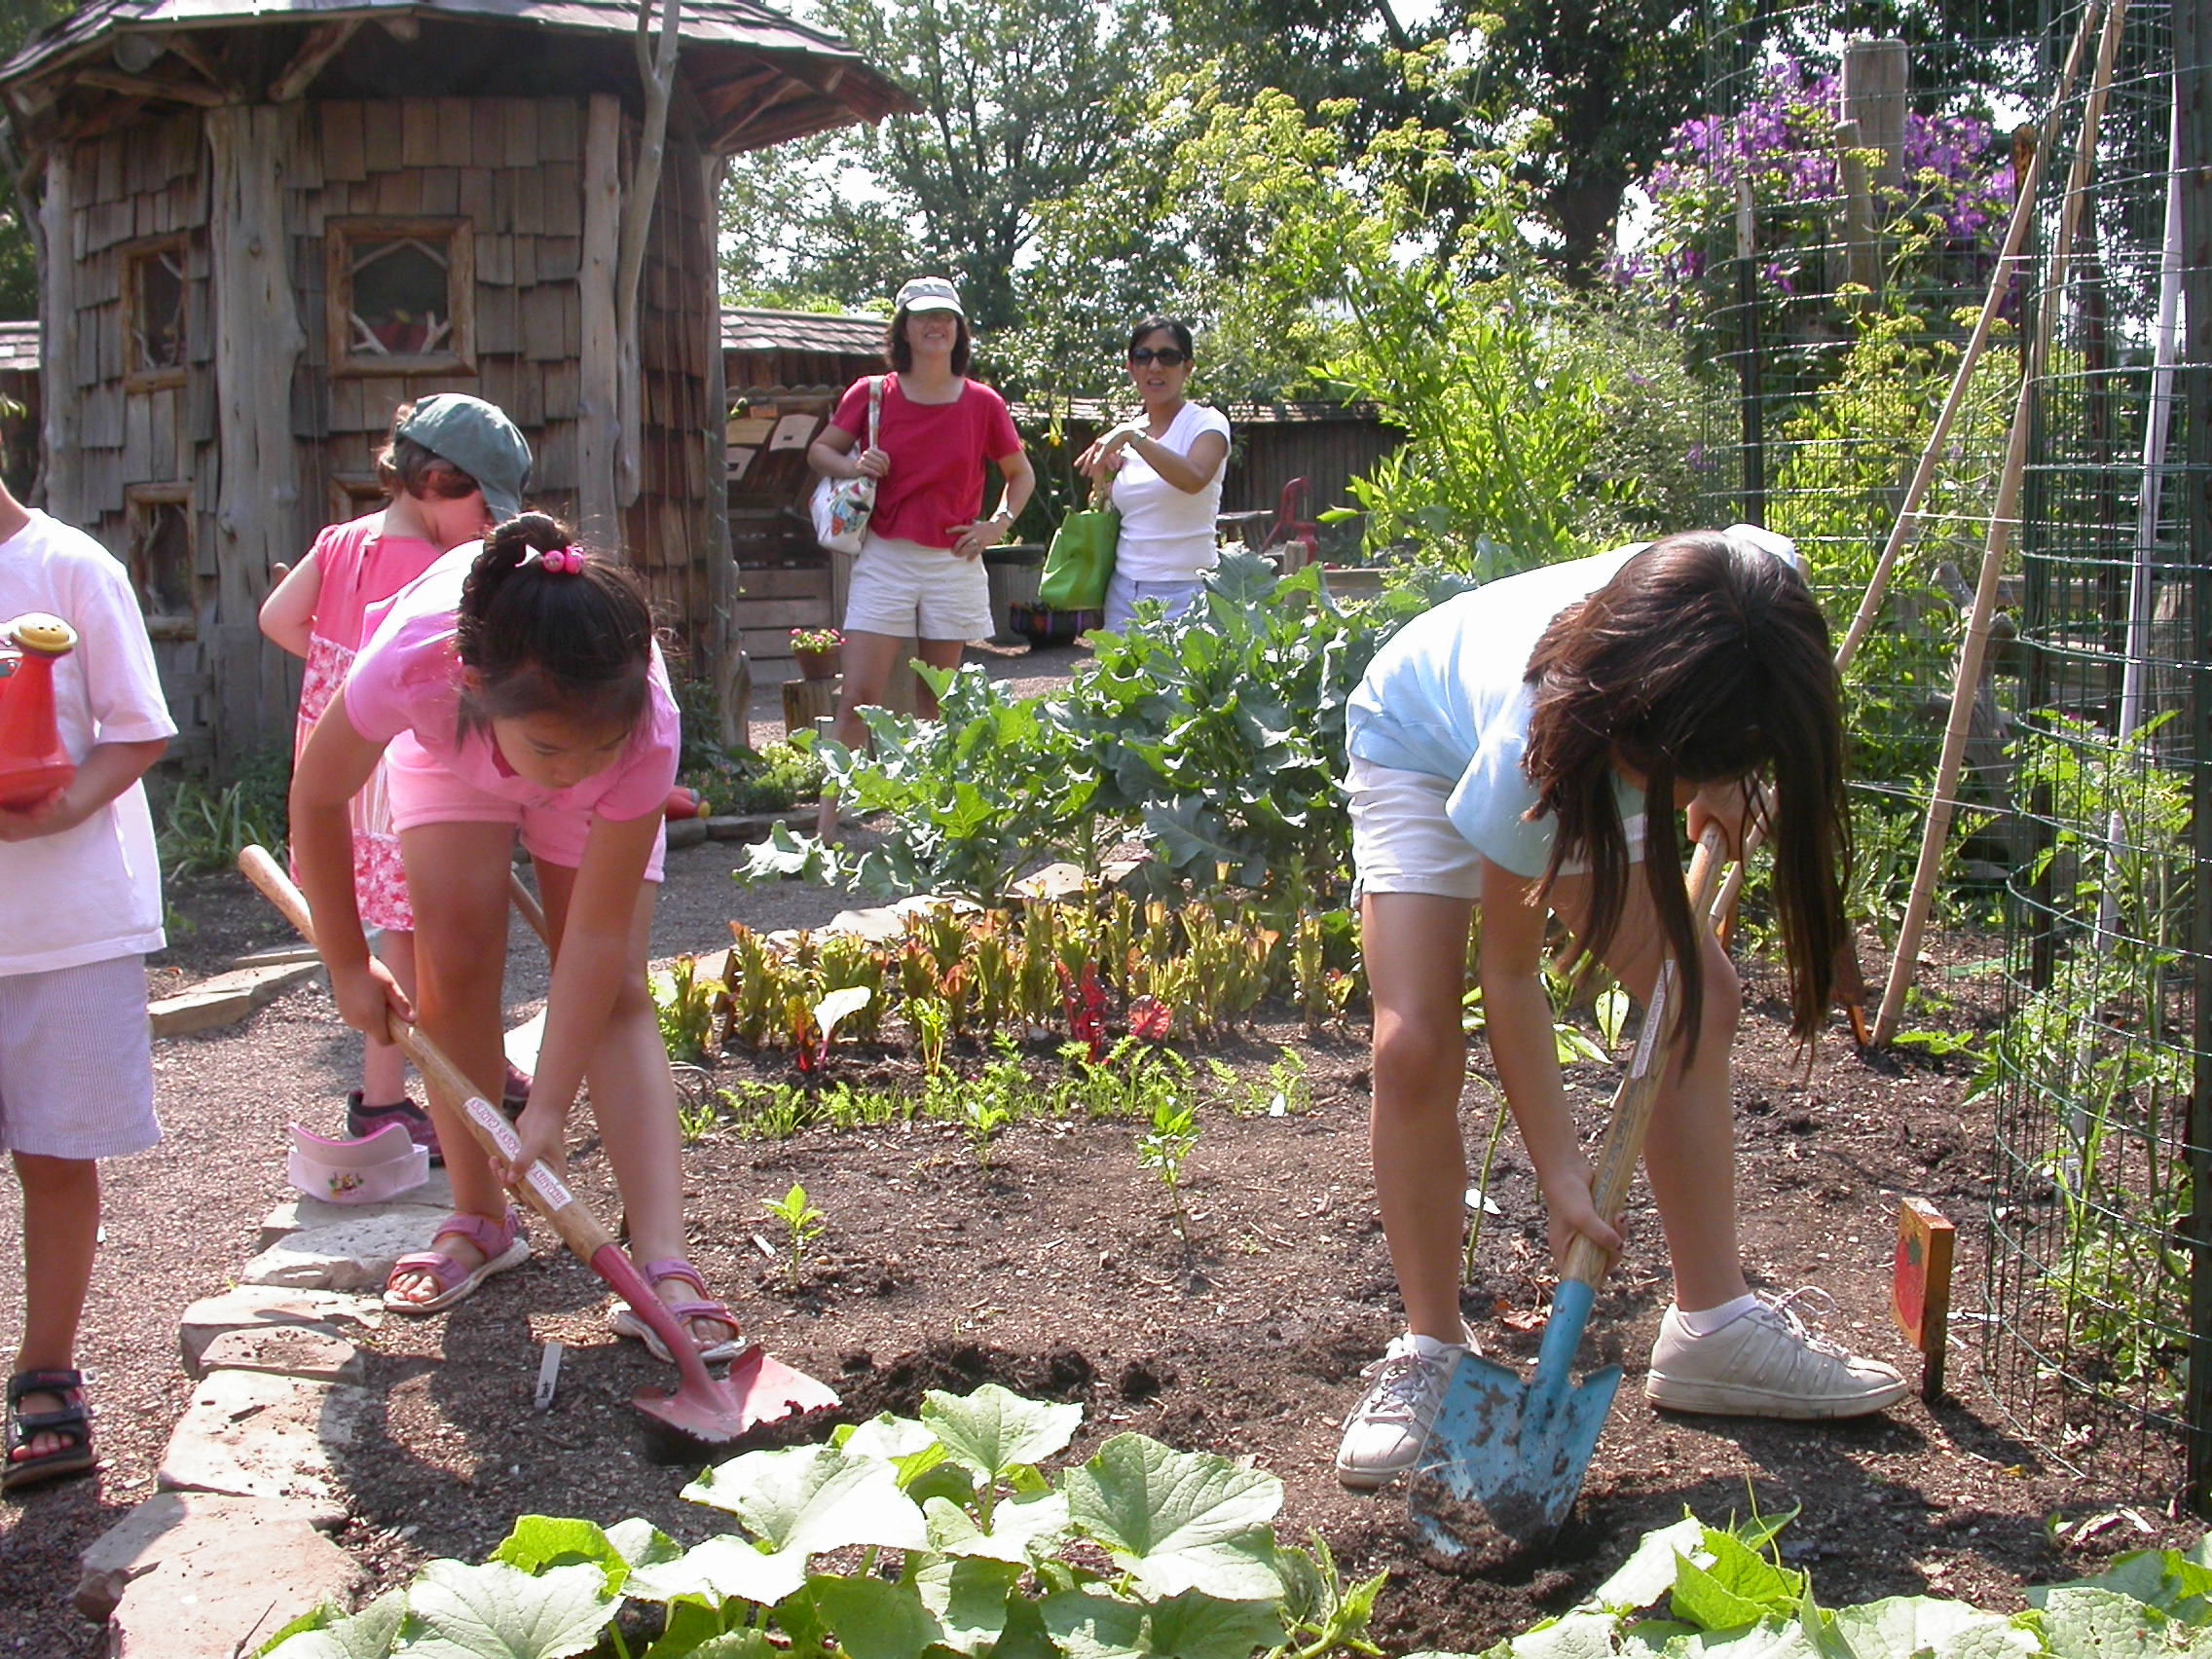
[829,374,1023,549]
[305,513,444,656]
[342,544,679,823]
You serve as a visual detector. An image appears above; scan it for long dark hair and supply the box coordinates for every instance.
[1522,531,1850,1054]
[454,513,654,740]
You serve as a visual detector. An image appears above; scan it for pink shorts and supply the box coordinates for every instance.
[385,743,666,881]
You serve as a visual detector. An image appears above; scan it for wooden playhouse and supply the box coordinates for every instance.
[0,0,907,765]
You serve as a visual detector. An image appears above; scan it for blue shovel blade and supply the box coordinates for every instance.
[1409,1348,1623,1554]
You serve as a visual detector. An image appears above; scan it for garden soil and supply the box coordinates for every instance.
[0,826,2199,1654]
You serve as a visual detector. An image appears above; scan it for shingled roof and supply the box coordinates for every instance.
[0,0,913,155]
[720,306,886,356]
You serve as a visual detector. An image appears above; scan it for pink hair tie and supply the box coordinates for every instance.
[522,545,585,575]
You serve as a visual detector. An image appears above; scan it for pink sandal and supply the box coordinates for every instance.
[385,1208,530,1314]
[608,1258,747,1364]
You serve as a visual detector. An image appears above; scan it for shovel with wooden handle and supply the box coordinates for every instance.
[239,845,839,1450]
[1410,826,1730,1553]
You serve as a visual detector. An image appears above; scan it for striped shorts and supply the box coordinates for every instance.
[0,955,162,1160]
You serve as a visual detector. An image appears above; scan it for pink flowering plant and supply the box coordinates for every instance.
[789,626,843,653]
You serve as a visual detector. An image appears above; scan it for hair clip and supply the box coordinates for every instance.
[521,545,585,575]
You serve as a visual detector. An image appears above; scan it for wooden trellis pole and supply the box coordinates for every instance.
[1871,0,2133,1047]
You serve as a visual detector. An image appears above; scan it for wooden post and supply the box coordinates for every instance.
[1872,0,2131,1047]
[205,103,307,766]
[614,0,681,510]
[37,139,79,522]
[577,93,622,548]
[1839,38,1907,194]
[699,151,736,724]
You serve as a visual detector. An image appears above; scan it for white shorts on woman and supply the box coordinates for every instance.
[843,533,993,642]
[1346,756,1646,900]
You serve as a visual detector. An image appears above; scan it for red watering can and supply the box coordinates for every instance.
[0,612,78,810]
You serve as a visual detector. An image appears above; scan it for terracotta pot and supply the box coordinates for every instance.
[794,645,841,682]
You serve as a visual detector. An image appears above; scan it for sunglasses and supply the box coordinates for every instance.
[1128,348,1189,367]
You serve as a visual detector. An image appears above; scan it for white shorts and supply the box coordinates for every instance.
[0,955,162,1160]
[1347,756,1645,901]
[843,534,993,642]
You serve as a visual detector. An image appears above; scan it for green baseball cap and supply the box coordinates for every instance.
[395,393,534,523]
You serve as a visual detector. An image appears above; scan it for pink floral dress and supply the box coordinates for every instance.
[291,514,444,933]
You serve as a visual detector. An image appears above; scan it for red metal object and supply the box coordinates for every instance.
[664,784,704,821]
[0,613,78,810]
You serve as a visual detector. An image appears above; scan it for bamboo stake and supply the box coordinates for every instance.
[1872,0,2132,1047]
[1705,4,2102,953]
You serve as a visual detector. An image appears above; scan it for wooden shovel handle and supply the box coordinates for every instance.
[237,844,616,1265]
[1559,825,1731,1291]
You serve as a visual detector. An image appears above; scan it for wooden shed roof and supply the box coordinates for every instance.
[0,0,913,155]
[0,320,37,373]
[720,306,885,356]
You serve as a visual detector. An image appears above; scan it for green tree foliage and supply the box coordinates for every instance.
[0,0,74,320]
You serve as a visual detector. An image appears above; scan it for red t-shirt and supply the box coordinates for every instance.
[829,374,1023,550]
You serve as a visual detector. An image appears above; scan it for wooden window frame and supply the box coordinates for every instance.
[125,484,197,641]
[122,234,188,392]
[325,216,475,378]
[327,471,385,526]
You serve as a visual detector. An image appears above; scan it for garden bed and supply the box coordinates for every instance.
[0,840,2195,1657]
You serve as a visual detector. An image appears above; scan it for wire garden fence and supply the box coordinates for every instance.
[1689,2,2210,1503]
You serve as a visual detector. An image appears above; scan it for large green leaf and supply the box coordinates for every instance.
[920,1384,1084,1485]
[260,1589,407,1658]
[925,1491,1072,1564]
[2034,1587,2212,1658]
[1503,1611,1618,1659]
[639,1601,752,1659]
[838,1413,938,1461]
[1649,1615,1827,1659]
[1589,1517,1710,1612]
[682,1444,928,1556]
[398,1560,618,1659]
[491,1517,634,1596]
[913,1556,1025,1654]
[1145,1589,1287,1659]
[1828,1597,2038,1659]
[809,1575,944,1659]
[1670,1532,1803,1631]
[2037,1552,2212,1624]
[1062,1433,1284,1602]
[627,1536,810,1613]
[1041,1589,1150,1659]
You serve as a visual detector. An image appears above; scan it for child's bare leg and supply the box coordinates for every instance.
[534,862,732,1350]
[360,927,418,1106]
[1362,892,1477,1343]
[389,824,515,1303]
[12,1153,97,1458]
[1552,870,1750,1312]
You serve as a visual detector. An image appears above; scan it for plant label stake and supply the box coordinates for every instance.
[0,613,78,809]
[1411,829,1728,1554]
[238,846,840,1451]
[1892,1197,1955,1400]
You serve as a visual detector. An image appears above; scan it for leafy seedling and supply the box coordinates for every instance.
[1138,1096,1201,1245]
[762,1183,826,1288]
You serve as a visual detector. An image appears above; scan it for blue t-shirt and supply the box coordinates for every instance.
[1346,547,1646,878]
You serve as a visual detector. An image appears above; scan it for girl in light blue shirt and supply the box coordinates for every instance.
[1334,528,1907,1493]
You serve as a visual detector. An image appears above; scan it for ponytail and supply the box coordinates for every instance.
[454,513,655,739]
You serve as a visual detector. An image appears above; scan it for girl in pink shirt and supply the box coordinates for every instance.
[261,396,534,1152]
[290,513,738,1360]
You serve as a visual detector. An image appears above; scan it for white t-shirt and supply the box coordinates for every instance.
[1111,402,1232,581]
[0,510,176,976]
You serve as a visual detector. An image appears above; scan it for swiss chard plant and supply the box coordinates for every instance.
[260,1383,1387,1659]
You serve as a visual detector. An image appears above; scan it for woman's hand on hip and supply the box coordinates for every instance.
[948,516,1005,560]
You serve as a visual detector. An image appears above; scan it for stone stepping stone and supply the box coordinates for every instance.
[149,959,323,1039]
[239,1207,453,1292]
[95,1492,361,1657]
[199,1325,364,1386]
[76,1490,345,1620]
[179,1285,378,1376]
[159,1370,373,1505]
[259,1167,454,1247]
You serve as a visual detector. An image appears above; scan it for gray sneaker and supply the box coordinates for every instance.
[1644,1290,1907,1419]
[1335,1329,1473,1491]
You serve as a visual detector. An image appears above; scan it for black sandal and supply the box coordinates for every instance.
[4,1368,95,1493]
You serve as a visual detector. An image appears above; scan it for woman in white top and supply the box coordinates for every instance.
[1076,317,1232,632]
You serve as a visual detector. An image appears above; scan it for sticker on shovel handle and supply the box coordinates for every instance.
[464,1095,575,1209]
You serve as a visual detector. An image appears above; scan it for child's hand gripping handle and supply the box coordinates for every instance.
[236,844,618,1264]
[1559,825,1732,1293]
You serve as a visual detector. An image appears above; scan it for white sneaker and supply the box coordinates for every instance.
[1335,1328,1474,1491]
[1644,1290,1908,1419]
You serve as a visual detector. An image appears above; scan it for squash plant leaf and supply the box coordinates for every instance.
[638,1599,750,1658]
[1144,1588,1287,1659]
[665,1633,779,1659]
[837,1412,937,1461]
[1587,1515,1708,1612]
[491,1516,636,1595]
[627,1533,807,1613]
[1496,1609,1618,1659]
[809,1574,944,1659]
[925,1490,1072,1563]
[604,1517,685,1571]
[681,1444,927,1557]
[1062,1433,1285,1602]
[920,1383,1083,1484]
[1670,1530,1803,1630]
[1643,1614,1826,1658]
[399,1559,617,1659]
[1827,1596,2039,1659]
[2036,1549,2212,1624]
[913,1555,1025,1653]
[2032,1586,2212,1659]
[1040,1588,1149,1659]
[261,1588,407,1658]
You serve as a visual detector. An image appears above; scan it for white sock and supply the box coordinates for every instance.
[1405,1329,1469,1358]
[1674,1294,1761,1338]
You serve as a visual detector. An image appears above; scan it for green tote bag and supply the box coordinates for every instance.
[1038,480,1119,612]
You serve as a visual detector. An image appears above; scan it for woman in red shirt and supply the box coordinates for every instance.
[806,277,1035,837]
